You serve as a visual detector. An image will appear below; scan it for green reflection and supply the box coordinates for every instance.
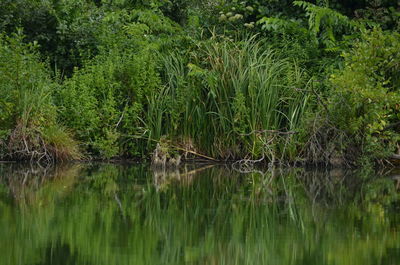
[0,164,399,265]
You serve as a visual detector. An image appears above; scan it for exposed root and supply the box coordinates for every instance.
[6,122,53,164]
[233,129,297,169]
[3,120,81,164]
[301,116,350,167]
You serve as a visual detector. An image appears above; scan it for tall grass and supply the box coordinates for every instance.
[151,37,311,161]
[0,33,81,162]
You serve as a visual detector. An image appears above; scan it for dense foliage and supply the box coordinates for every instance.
[0,0,399,166]
[0,33,80,162]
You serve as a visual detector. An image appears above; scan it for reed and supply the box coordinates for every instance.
[151,37,311,161]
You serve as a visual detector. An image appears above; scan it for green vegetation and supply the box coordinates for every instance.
[0,33,80,162]
[329,29,400,165]
[0,0,399,166]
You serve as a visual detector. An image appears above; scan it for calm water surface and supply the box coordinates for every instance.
[0,163,399,265]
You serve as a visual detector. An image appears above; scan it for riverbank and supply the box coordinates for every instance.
[1,1,399,167]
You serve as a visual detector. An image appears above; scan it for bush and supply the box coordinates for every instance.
[56,19,164,158]
[328,28,400,164]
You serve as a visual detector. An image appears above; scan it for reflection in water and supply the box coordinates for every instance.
[0,163,399,265]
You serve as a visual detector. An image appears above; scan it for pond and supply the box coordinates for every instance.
[0,163,399,265]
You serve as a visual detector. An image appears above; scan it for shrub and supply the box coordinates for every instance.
[328,28,400,164]
[56,19,163,158]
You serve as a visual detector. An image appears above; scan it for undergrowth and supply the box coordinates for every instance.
[0,32,80,162]
[0,0,399,166]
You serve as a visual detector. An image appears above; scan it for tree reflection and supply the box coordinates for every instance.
[0,163,399,265]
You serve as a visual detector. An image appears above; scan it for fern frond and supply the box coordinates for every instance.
[293,1,351,35]
[293,1,361,48]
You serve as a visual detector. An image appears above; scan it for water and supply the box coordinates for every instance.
[0,163,399,265]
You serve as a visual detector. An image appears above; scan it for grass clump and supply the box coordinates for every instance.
[150,36,311,161]
[0,32,80,162]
